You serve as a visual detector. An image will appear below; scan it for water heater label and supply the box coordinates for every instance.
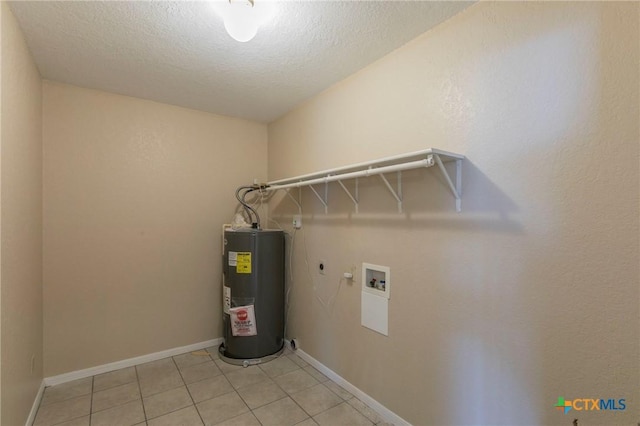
[223,286,231,314]
[228,251,237,266]
[236,252,252,274]
[229,305,257,336]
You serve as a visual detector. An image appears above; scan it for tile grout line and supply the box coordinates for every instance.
[88,376,94,426]
[285,387,315,423]
[136,353,227,423]
[285,353,365,423]
[254,354,335,424]
[224,353,298,422]
[263,362,313,419]
[237,362,294,425]
[134,365,149,424]
[50,380,96,426]
[214,357,264,424]
[172,352,207,426]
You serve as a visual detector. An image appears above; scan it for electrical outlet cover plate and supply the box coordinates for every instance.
[293,215,302,229]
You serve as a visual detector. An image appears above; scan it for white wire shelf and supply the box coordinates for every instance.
[265,148,464,213]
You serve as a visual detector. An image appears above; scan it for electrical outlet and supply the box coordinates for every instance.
[319,260,326,275]
[343,264,357,281]
[293,215,302,229]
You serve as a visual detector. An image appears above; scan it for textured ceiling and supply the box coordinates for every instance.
[9,1,473,123]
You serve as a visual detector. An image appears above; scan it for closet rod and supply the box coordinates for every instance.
[266,158,434,191]
[267,148,461,186]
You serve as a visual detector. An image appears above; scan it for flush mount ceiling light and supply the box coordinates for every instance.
[225,0,258,42]
[215,0,274,43]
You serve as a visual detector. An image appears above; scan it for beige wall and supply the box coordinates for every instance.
[43,82,267,376]
[0,2,44,425]
[268,2,639,425]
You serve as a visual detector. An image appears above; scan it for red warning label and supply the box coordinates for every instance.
[229,305,257,336]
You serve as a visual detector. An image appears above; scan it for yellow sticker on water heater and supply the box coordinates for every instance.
[236,252,252,274]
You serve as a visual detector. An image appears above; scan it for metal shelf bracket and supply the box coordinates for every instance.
[379,170,403,213]
[337,178,359,213]
[433,154,462,212]
[284,188,302,214]
[309,182,329,214]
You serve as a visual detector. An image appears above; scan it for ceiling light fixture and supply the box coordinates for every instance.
[224,0,260,43]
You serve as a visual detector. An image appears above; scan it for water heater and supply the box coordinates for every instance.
[220,228,285,364]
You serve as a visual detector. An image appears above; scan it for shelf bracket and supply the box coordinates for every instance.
[379,170,403,213]
[433,154,462,212]
[284,188,302,215]
[337,178,359,213]
[309,181,328,214]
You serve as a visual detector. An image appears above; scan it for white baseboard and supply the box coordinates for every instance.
[285,340,411,426]
[25,380,45,426]
[44,338,223,387]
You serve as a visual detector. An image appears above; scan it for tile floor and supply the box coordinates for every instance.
[33,347,393,426]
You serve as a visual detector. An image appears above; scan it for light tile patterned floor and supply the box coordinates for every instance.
[33,347,394,426]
